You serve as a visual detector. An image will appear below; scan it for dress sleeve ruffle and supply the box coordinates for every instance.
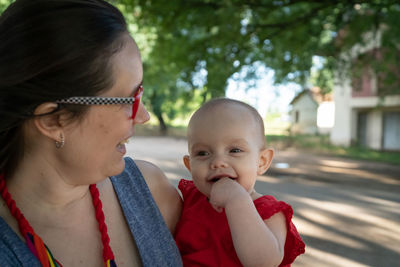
[178,179,196,198]
[254,196,305,266]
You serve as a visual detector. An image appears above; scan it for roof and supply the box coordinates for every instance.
[290,87,333,105]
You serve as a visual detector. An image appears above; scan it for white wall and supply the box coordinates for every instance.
[317,102,335,134]
[330,80,352,146]
[291,95,318,134]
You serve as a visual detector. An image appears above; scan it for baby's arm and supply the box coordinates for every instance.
[209,178,287,267]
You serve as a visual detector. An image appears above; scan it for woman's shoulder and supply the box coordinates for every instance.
[112,157,172,190]
[121,157,168,185]
[134,159,166,185]
[116,157,180,204]
[133,159,175,196]
[129,158,182,234]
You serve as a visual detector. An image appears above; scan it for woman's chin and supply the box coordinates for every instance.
[105,158,126,178]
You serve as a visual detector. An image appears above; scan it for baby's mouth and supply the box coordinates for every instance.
[209,175,236,183]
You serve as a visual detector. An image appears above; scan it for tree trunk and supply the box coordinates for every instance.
[156,113,168,135]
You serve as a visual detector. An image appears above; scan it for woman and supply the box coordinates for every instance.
[0,0,182,266]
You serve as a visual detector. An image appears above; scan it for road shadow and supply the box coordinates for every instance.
[127,137,400,267]
[258,150,400,267]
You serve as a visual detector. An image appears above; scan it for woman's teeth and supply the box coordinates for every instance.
[119,139,129,145]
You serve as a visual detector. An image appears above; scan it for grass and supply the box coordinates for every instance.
[134,124,400,165]
[134,124,187,138]
[267,134,400,165]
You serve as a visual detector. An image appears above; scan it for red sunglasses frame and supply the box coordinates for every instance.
[130,84,143,119]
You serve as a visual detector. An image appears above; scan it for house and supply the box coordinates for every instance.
[330,73,400,150]
[289,87,334,135]
[330,42,400,150]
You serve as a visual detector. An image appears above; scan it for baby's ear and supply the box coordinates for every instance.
[257,148,274,175]
[183,155,191,172]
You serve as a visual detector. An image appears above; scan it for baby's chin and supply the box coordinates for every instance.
[196,188,211,199]
[201,191,211,199]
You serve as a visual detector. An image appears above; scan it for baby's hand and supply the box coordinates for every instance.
[209,177,250,212]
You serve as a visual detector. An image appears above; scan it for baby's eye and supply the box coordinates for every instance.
[230,148,242,153]
[196,151,209,156]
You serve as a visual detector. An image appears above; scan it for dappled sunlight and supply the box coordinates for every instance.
[297,197,400,237]
[316,165,399,185]
[128,137,400,266]
[292,201,400,265]
[293,212,367,250]
[294,245,370,267]
[261,173,329,188]
[256,175,281,184]
[319,159,361,169]
[274,162,290,169]
[351,194,400,214]
[253,177,400,265]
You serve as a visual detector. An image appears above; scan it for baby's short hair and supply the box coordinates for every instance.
[189,98,266,148]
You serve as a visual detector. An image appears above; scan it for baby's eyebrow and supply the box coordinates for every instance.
[189,143,207,151]
[230,139,249,146]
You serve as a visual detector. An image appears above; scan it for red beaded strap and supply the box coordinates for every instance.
[0,174,60,267]
[0,174,116,267]
[89,184,116,267]
[0,174,33,237]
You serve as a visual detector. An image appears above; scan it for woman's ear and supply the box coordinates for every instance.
[183,155,191,172]
[257,148,274,175]
[32,102,65,142]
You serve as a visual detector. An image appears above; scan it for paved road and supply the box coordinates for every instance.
[127,136,400,267]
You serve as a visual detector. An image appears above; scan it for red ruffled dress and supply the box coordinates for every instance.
[175,179,305,267]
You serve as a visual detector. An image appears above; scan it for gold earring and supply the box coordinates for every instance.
[55,133,65,149]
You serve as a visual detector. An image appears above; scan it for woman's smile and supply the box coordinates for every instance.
[117,138,130,154]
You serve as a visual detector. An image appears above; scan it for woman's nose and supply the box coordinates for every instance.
[133,102,150,124]
[210,155,228,169]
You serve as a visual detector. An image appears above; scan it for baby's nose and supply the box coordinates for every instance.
[210,156,228,169]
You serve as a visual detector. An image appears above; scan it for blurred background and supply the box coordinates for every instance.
[2,0,399,160]
[2,1,399,266]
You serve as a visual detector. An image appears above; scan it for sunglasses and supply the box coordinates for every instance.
[56,85,144,119]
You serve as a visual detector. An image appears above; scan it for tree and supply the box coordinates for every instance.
[2,0,399,132]
[0,0,13,13]
[117,0,400,131]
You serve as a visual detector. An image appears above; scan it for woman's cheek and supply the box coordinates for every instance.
[122,104,132,117]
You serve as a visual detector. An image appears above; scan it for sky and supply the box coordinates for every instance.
[226,67,302,118]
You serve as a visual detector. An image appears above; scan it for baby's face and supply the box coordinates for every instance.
[185,104,266,198]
